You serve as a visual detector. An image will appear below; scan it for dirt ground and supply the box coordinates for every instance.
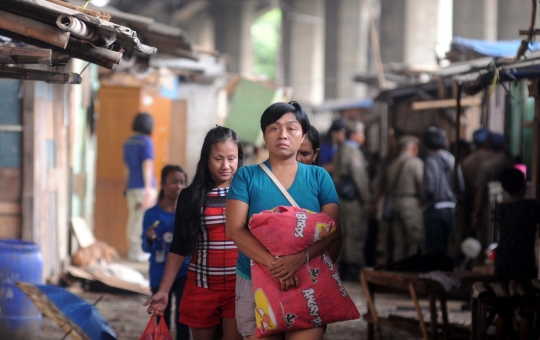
[35,263,472,340]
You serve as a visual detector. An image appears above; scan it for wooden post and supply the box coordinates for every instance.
[360,271,378,340]
[429,292,438,339]
[528,78,540,199]
[21,81,36,242]
[454,83,463,186]
[409,283,429,340]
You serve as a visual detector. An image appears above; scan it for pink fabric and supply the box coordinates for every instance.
[249,206,360,337]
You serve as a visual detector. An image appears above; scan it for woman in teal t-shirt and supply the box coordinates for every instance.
[226,101,340,340]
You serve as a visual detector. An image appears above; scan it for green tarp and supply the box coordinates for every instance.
[224,78,285,146]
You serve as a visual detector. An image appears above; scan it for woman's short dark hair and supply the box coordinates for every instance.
[500,168,525,195]
[132,112,154,135]
[260,101,310,135]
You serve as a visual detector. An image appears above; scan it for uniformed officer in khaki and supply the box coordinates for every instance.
[332,121,372,279]
[386,136,424,262]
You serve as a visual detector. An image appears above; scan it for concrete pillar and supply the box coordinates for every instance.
[281,0,325,104]
[380,0,406,64]
[453,0,497,40]
[380,0,452,66]
[211,0,255,74]
[323,0,373,100]
[180,11,215,52]
[404,0,452,66]
[497,0,536,40]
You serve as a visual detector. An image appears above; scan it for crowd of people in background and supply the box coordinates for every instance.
[123,103,538,339]
[318,117,532,283]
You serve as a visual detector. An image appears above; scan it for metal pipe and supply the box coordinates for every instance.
[56,15,100,42]
[0,10,69,49]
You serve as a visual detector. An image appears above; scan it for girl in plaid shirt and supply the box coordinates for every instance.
[145,126,243,340]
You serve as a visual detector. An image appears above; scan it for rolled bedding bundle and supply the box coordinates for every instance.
[248,206,360,338]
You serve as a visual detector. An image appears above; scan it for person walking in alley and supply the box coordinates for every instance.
[142,165,191,340]
[124,112,157,262]
[386,136,424,262]
[422,126,464,256]
[332,121,372,280]
[226,101,341,340]
[144,126,243,340]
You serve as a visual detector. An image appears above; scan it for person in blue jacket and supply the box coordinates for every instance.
[142,165,190,339]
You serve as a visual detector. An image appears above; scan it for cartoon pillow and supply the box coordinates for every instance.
[248,206,360,337]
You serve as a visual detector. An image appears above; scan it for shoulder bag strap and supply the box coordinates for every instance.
[259,163,300,208]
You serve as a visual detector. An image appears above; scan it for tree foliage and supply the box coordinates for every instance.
[251,8,281,81]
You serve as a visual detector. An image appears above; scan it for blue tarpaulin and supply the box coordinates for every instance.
[36,284,117,340]
[452,36,540,58]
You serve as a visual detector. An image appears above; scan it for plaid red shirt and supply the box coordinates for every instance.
[187,188,238,290]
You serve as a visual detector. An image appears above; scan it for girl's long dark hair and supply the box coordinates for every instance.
[158,165,188,202]
[175,126,243,255]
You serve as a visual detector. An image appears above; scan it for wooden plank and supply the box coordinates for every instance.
[361,269,430,293]
[54,84,69,274]
[0,202,22,215]
[411,97,481,111]
[0,46,52,65]
[360,270,379,325]
[140,92,171,180]
[168,100,188,168]
[21,80,36,242]
[0,66,81,84]
[0,10,69,49]
[0,168,22,202]
[409,283,429,340]
[0,215,22,239]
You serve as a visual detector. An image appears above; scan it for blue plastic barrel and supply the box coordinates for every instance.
[0,239,43,339]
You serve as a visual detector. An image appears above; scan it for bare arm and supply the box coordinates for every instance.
[225,199,275,268]
[143,252,185,315]
[270,203,341,278]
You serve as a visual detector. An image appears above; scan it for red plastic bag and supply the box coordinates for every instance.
[249,206,360,338]
[139,315,172,340]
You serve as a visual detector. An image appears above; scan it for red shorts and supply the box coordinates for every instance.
[179,280,236,328]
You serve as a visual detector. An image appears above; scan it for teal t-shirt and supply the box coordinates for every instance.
[227,160,339,280]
